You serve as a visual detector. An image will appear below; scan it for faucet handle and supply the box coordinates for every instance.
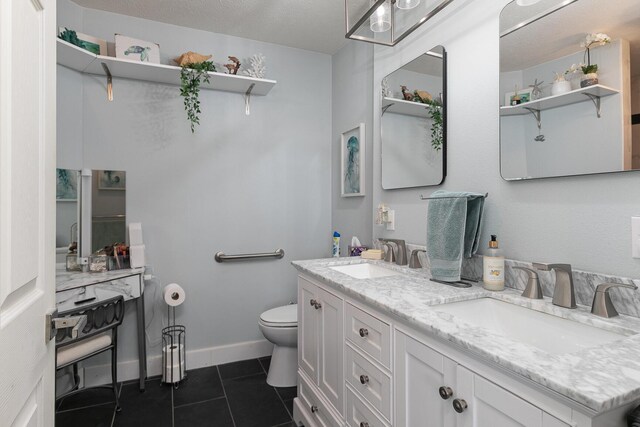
[513,267,543,299]
[591,282,638,318]
[532,263,572,273]
[409,249,426,269]
[381,243,396,263]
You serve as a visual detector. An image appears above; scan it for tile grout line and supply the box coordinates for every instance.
[261,358,295,422]
[217,365,238,427]
[173,395,227,409]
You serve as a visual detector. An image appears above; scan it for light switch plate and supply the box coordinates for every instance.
[386,210,395,231]
[633,217,640,258]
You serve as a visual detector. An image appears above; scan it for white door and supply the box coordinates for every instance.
[0,0,57,425]
[317,286,344,415]
[395,331,457,427]
[456,366,543,427]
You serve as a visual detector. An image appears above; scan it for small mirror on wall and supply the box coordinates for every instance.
[92,170,126,253]
[381,45,447,189]
[499,0,640,180]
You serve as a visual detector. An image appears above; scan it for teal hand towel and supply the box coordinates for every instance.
[427,190,485,282]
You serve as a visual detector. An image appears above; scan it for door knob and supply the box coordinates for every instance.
[453,398,468,413]
[310,404,318,413]
[310,299,317,307]
[438,386,453,400]
[360,422,370,427]
[359,328,369,337]
[359,374,369,385]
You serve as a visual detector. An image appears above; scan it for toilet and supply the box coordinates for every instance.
[258,304,298,387]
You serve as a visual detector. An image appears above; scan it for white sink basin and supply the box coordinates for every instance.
[434,298,628,354]
[330,263,401,279]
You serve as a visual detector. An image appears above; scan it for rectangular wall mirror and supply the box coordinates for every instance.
[92,170,126,253]
[381,45,447,189]
[500,0,640,180]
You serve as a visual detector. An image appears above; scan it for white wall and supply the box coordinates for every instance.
[57,0,332,370]
[331,41,374,254]
[369,0,640,279]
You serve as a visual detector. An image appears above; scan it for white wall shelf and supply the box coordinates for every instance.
[500,84,618,117]
[382,97,430,118]
[56,39,277,100]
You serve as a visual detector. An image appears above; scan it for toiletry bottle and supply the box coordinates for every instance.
[332,231,341,258]
[483,235,505,291]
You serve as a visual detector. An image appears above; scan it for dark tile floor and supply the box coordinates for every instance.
[56,357,299,427]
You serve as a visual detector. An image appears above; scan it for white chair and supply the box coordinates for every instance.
[55,295,125,411]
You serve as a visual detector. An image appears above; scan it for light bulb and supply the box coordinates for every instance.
[396,0,420,10]
[370,1,391,33]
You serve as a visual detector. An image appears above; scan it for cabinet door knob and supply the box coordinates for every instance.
[310,404,318,413]
[438,386,453,400]
[360,422,370,427]
[359,328,369,337]
[359,374,369,385]
[314,301,322,309]
[310,299,317,307]
[452,398,468,413]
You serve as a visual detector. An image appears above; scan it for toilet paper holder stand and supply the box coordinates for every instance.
[161,305,187,388]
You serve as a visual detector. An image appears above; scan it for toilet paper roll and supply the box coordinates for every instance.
[162,344,186,383]
[164,283,186,306]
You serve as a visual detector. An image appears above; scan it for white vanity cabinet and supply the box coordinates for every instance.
[396,331,570,427]
[298,275,344,422]
[294,272,631,427]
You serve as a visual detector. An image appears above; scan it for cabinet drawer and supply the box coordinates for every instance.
[298,371,342,427]
[56,275,142,312]
[345,344,391,421]
[346,386,390,427]
[345,303,391,369]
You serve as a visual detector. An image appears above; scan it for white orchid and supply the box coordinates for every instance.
[581,33,611,49]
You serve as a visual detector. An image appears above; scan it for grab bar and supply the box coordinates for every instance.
[214,248,285,263]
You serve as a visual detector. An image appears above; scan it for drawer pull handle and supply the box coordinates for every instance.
[359,328,369,337]
[453,398,468,413]
[359,374,369,385]
[360,423,370,427]
[310,405,318,413]
[438,386,453,400]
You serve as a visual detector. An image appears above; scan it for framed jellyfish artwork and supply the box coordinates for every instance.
[341,123,365,197]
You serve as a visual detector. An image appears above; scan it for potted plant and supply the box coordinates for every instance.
[552,73,572,96]
[580,33,610,88]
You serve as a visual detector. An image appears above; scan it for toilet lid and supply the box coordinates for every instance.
[260,304,297,327]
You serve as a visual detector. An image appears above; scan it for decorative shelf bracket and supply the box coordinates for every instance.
[101,62,113,102]
[524,107,542,131]
[381,102,394,116]
[244,83,255,116]
[582,93,602,118]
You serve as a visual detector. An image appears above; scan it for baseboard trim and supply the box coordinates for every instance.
[83,339,274,387]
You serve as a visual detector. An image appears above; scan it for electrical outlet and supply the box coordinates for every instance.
[633,217,640,258]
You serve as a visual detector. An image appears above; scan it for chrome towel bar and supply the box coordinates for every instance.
[214,248,285,263]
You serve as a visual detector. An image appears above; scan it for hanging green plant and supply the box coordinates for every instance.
[412,90,444,151]
[179,61,216,133]
[58,27,82,47]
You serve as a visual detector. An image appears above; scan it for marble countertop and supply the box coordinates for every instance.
[56,266,145,292]
[292,257,640,413]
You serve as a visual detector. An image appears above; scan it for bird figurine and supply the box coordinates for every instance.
[224,56,241,75]
[401,85,413,101]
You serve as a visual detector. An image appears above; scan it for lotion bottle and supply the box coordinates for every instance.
[483,235,505,291]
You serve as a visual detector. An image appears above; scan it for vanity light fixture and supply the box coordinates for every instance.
[346,0,453,46]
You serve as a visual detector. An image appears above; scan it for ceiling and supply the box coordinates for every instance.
[501,0,640,74]
[71,0,349,54]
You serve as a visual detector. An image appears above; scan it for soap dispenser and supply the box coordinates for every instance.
[483,235,505,291]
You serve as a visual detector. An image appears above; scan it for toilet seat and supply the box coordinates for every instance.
[260,304,297,328]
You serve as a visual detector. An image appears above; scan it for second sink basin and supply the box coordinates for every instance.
[330,263,401,279]
[434,298,628,354]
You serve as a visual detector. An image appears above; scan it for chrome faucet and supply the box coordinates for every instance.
[591,282,638,318]
[378,239,408,266]
[533,263,576,308]
[381,242,396,263]
[409,249,426,268]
